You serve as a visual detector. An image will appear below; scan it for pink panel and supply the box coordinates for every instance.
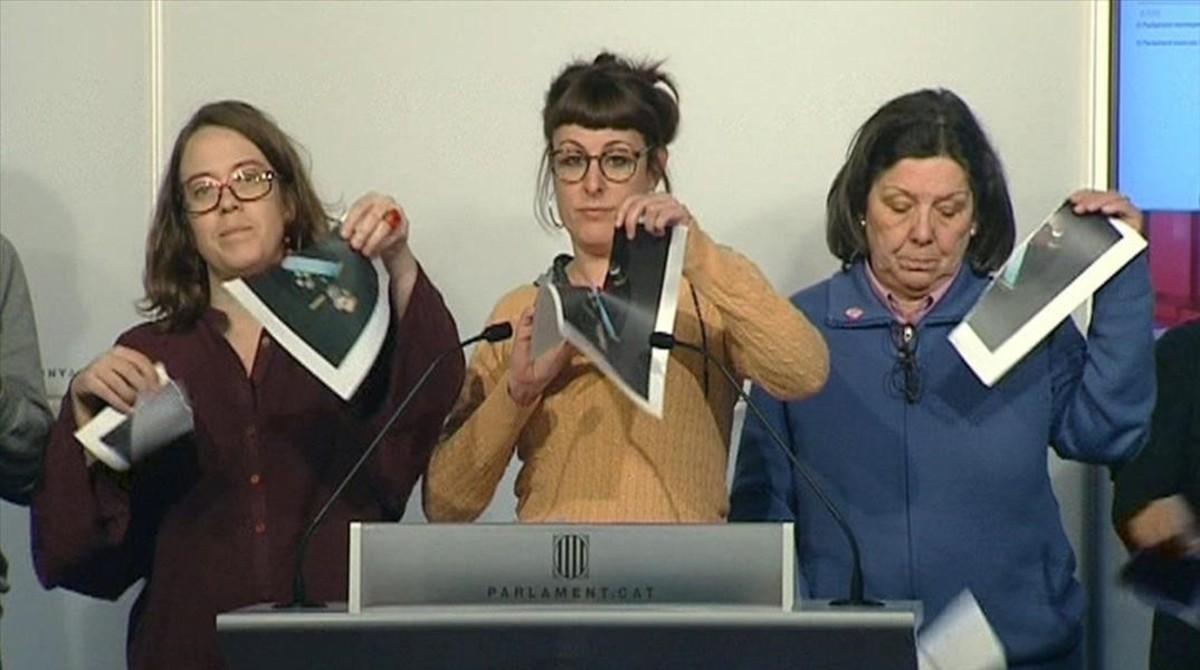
[1148,212,1200,328]
[1148,212,1193,300]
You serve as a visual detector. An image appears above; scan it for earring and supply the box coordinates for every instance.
[284,225,302,253]
[970,226,978,237]
[859,218,867,227]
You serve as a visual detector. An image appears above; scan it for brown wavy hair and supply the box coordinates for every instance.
[534,52,680,229]
[140,100,331,330]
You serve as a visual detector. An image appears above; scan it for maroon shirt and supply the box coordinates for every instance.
[31,268,463,670]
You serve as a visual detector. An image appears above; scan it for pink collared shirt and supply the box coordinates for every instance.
[865,262,960,324]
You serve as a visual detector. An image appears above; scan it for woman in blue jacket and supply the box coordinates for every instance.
[730,88,1154,670]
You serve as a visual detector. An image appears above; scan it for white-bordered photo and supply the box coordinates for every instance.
[74,365,194,471]
[224,235,390,401]
[531,225,687,418]
[949,202,1147,387]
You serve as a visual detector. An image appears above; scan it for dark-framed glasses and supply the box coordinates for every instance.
[549,147,650,184]
[889,322,922,404]
[182,167,276,214]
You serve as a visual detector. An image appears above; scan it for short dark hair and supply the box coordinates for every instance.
[826,88,1015,273]
[141,100,331,330]
[535,52,680,229]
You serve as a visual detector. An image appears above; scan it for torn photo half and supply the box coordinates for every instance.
[74,364,194,472]
[949,201,1147,387]
[531,225,688,418]
[224,233,390,401]
[916,590,1006,670]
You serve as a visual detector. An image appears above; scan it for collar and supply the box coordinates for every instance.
[864,262,960,324]
[825,261,989,329]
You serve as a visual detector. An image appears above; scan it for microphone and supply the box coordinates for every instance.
[889,322,921,404]
[649,331,880,607]
[280,322,514,608]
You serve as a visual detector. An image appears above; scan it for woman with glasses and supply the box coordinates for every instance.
[422,52,829,523]
[730,89,1154,669]
[31,100,463,670]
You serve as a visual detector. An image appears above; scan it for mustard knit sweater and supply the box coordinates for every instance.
[423,225,829,522]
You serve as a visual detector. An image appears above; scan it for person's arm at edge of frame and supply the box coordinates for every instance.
[0,236,52,505]
[1112,323,1200,557]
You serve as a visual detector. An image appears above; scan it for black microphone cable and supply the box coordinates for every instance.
[649,331,880,607]
[280,322,514,608]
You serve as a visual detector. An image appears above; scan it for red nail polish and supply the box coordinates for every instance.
[383,208,402,231]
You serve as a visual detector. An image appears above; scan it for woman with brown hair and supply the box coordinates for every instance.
[422,53,829,523]
[31,100,463,670]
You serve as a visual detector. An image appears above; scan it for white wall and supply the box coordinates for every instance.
[0,1,1150,668]
[2,2,151,668]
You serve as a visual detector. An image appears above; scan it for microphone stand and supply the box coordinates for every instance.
[279,322,513,609]
[650,332,880,607]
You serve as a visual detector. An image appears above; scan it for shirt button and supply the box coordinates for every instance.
[260,336,271,349]
[249,473,261,485]
[254,521,266,534]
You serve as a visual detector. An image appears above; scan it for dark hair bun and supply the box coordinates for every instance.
[542,51,680,149]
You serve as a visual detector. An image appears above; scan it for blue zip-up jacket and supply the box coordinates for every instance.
[731,254,1154,669]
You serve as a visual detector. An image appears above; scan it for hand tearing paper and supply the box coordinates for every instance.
[74,364,194,471]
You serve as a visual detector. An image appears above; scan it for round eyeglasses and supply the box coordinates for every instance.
[182,168,276,214]
[549,147,650,184]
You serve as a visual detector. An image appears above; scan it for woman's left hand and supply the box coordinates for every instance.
[1068,189,1144,237]
[615,193,696,240]
[341,192,415,274]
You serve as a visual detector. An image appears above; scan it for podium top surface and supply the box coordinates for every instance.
[220,600,919,629]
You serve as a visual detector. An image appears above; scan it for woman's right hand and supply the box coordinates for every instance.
[70,346,162,427]
[507,307,573,406]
